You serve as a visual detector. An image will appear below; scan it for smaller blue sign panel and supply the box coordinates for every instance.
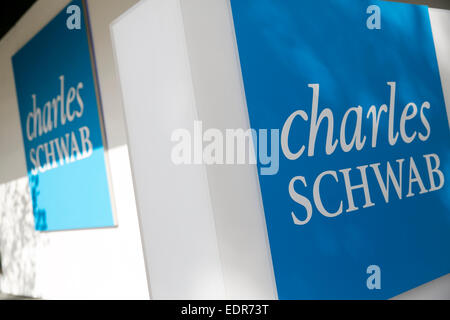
[12,0,115,231]
[231,0,450,299]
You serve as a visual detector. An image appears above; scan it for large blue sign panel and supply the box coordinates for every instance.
[12,0,115,231]
[231,0,450,299]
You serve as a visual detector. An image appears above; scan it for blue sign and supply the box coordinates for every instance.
[231,0,450,299]
[12,0,115,231]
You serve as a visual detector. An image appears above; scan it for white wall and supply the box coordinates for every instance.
[111,0,227,300]
[0,0,149,299]
[112,0,278,300]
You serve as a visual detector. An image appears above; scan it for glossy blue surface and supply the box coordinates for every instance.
[12,0,114,231]
[231,0,450,299]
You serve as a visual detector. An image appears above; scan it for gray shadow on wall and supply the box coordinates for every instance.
[0,177,44,297]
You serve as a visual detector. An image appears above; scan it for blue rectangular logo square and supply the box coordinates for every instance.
[231,0,450,299]
[12,0,115,231]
